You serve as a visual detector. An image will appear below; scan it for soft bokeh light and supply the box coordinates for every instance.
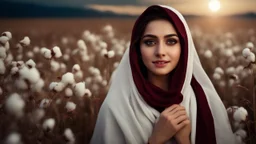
[209,0,221,12]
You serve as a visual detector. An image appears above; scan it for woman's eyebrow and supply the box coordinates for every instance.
[142,34,178,39]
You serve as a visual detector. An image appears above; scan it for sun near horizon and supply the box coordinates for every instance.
[208,0,221,12]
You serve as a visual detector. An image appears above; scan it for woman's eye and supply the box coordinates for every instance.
[143,40,156,46]
[167,39,178,45]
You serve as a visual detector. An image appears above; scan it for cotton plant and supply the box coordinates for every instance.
[42,118,55,132]
[213,67,224,80]
[40,46,62,59]
[72,64,83,81]
[102,24,114,38]
[5,93,25,118]
[64,128,75,144]
[73,82,92,97]
[65,101,76,112]
[5,132,22,144]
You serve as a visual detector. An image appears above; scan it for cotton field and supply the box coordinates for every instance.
[0,18,255,144]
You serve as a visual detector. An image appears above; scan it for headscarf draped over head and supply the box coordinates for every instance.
[90,5,236,144]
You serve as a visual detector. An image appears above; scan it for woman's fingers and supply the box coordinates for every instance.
[162,104,179,115]
[174,115,188,125]
[176,119,190,130]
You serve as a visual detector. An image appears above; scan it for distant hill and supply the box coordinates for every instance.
[1,0,256,19]
[0,0,134,18]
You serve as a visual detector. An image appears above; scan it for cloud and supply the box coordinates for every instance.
[88,5,147,15]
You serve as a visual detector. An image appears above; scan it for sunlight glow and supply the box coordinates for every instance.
[208,0,221,12]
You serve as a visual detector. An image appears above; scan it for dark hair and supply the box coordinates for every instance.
[131,7,179,79]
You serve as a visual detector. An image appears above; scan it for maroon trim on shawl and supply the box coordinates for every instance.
[129,5,216,143]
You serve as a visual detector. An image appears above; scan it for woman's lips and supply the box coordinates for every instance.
[152,60,170,68]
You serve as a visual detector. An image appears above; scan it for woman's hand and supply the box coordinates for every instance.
[174,119,191,144]
[148,104,189,144]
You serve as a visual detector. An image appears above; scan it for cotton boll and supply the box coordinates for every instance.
[16,54,23,61]
[42,118,55,131]
[227,106,239,114]
[247,52,255,62]
[0,59,6,74]
[2,31,12,40]
[235,65,244,74]
[235,129,247,139]
[113,62,119,69]
[92,83,99,92]
[99,41,107,49]
[31,78,44,92]
[204,50,212,58]
[43,49,52,59]
[0,87,2,95]
[219,81,226,87]
[25,59,36,68]
[52,46,62,58]
[77,39,87,50]
[228,79,235,87]
[5,132,22,144]
[100,48,108,57]
[19,36,30,46]
[0,46,7,59]
[107,50,115,58]
[60,63,67,72]
[235,135,243,144]
[33,46,40,53]
[20,67,40,84]
[74,82,86,97]
[63,54,70,61]
[65,88,73,97]
[101,80,108,86]
[72,64,81,72]
[81,54,90,62]
[0,36,9,45]
[39,98,51,108]
[15,78,28,90]
[53,82,65,92]
[225,49,233,57]
[16,43,23,53]
[233,107,248,122]
[213,73,221,80]
[102,24,113,33]
[64,128,75,144]
[234,121,245,130]
[11,67,19,75]
[242,48,251,58]
[226,67,235,75]
[50,60,60,72]
[4,41,10,51]
[246,42,254,50]
[55,98,62,105]
[61,72,75,85]
[85,89,92,97]
[85,77,92,85]
[74,71,83,81]
[26,51,34,58]
[214,67,224,75]
[5,93,25,118]
[17,61,25,69]
[49,82,58,91]
[94,75,103,83]
[5,53,13,66]
[65,101,76,112]
[40,47,48,55]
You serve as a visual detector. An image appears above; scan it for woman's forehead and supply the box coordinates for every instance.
[143,19,177,36]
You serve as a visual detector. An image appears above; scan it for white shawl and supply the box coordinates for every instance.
[90,5,236,144]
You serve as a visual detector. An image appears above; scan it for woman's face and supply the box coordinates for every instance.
[140,19,181,77]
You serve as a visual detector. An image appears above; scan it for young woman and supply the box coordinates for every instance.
[90,5,236,144]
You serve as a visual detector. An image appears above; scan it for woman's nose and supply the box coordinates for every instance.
[155,42,166,57]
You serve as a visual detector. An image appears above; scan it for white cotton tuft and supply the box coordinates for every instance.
[65,88,73,97]
[31,78,45,92]
[85,88,92,97]
[60,63,67,72]
[15,78,28,90]
[42,118,55,131]
[77,39,87,50]
[101,80,108,86]
[26,51,34,58]
[224,49,233,57]
[16,54,23,61]
[235,129,247,139]
[100,48,108,57]
[52,46,62,58]
[50,60,60,72]
[43,48,52,59]
[39,98,51,108]
[113,62,119,69]
[102,25,113,33]
[4,41,10,51]
[74,82,86,97]
[52,82,65,92]
[204,50,212,58]
[226,67,235,75]
[246,42,254,50]
[65,101,76,112]
[72,64,81,72]
[214,67,224,75]
[107,50,115,58]
[64,128,75,144]
[247,52,255,62]
[19,36,30,46]
[85,77,92,85]
[233,107,248,122]
[235,135,243,144]
[99,41,107,49]
[235,65,244,74]
[0,59,6,74]
[5,132,22,144]
[5,53,13,66]
[11,67,19,75]
[19,67,40,84]
[5,93,25,118]
[0,46,7,59]
[0,36,9,45]
[89,67,100,76]
[63,54,70,61]
[49,82,58,90]
[94,75,103,83]
[33,46,40,53]
[61,72,75,85]
[242,48,251,58]
[25,59,36,68]
[2,31,12,40]
[74,71,83,81]
[213,73,221,80]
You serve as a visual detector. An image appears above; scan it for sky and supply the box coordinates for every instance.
[8,0,256,16]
